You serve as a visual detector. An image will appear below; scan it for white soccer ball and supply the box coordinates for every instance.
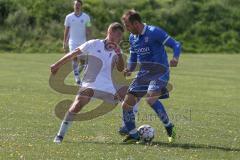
[137,124,155,142]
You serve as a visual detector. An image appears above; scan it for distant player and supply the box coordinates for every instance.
[121,10,182,143]
[63,0,91,85]
[51,22,137,143]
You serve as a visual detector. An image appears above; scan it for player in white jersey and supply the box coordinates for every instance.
[63,0,91,85]
[51,22,130,143]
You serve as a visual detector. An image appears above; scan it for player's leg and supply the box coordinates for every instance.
[79,59,86,73]
[121,93,140,143]
[70,45,85,86]
[72,57,81,85]
[146,80,176,143]
[115,86,140,135]
[119,101,139,135]
[121,78,149,142]
[54,88,94,143]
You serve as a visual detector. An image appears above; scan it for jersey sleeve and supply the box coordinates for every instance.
[155,27,182,58]
[64,15,70,27]
[127,36,137,71]
[78,40,94,55]
[154,27,170,45]
[165,37,181,58]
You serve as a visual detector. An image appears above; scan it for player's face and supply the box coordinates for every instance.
[108,29,123,44]
[74,1,82,12]
[123,19,138,34]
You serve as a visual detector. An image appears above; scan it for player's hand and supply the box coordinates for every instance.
[123,68,131,77]
[114,45,121,55]
[63,43,68,53]
[170,57,179,67]
[50,64,59,75]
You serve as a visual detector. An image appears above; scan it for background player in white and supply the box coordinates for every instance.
[51,22,128,143]
[63,0,91,85]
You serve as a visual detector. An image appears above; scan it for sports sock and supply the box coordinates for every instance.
[57,111,75,137]
[151,100,172,127]
[122,108,136,134]
[78,64,86,73]
[121,102,139,128]
[72,60,80,83]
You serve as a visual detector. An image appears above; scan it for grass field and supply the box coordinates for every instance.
[1,53,240,160]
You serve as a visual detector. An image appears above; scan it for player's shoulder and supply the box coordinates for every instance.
[147,25,167,37]
[65,12,74,18]
[86,39,102,45]
[146,25,162,33]
[88,39,101,43]
[82,12,91,19]
[79,39,101,52]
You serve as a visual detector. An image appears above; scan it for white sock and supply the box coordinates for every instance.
[72,61,80,82]
[57,112,75,137]
[79,64,86,73]
[57,121,72,137]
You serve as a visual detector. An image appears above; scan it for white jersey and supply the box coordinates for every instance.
[64,12,91,51]
[78,39,119,95]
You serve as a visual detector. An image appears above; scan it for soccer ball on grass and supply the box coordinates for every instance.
[137,124,155,143]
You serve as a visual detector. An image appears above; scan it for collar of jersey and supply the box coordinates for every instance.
[74,12,83,17]
[103,39,114,52]
[141,24,147,35]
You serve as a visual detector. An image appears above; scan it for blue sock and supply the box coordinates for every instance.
[122,109,136,133]
[151,100,172,127]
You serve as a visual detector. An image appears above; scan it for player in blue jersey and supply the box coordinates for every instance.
[120,10,181,143]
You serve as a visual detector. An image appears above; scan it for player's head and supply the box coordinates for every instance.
[73,0,83,12]
[107,22,124,44]
[121,10,143,34]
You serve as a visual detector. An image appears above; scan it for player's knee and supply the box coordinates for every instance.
[69,106,80,113]
[146,97,158,106]
[121,101,133,111]
[69,100,82,113]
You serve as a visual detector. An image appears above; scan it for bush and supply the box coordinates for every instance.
[0,0,239,53]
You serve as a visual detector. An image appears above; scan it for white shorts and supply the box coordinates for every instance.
[81,81,118,104]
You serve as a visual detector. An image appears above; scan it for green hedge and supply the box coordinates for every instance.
[0,0,239,53]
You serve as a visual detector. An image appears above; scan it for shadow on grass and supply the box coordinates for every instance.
[65,140,240,152]
[151,141,240,152]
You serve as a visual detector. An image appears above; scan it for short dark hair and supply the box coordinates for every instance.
[74,0,83,5]
[121,10,142,24]
[108,22,124,32]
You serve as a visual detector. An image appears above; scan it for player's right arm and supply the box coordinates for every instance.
[51,40,92,74]
[63,26,70,53]
[51,48,82,74]
[124,36,137,76]
[63,15,70,53]
[124,54,137,77]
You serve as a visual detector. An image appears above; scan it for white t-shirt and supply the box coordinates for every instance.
[77,39,120,95]
[64,12,91,51]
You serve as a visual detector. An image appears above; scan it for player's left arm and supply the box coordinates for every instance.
[85,15,92,40]
[164,37,181,67]
[86,26,91,40]
[155,27,182,67]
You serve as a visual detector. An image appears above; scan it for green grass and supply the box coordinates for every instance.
[1,53,240,160]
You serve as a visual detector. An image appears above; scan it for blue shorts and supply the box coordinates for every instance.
[127,73,170,99]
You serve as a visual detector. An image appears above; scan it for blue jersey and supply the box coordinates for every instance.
[128,25,181,77]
